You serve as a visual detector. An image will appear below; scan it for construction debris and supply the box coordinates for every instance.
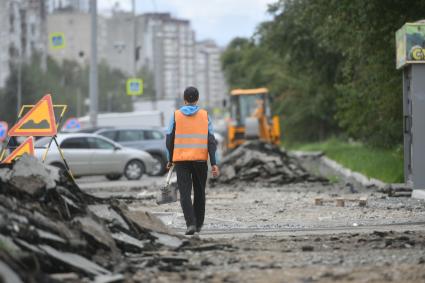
[0,155,189,282]
[211,141,327,186]
[380,183,413,197]
[314,197,368,207]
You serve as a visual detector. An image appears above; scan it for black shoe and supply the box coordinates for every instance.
[196,226,202,233]
[185,225,196,235]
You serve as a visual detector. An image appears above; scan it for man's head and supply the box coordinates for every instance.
[183,87,199,105]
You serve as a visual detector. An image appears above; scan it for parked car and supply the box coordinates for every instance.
[94,127,168,176]
[34,133,155,180]
[64,126,113,134]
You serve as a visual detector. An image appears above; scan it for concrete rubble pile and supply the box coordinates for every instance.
[212,141,327,186]
[0,155,188,282]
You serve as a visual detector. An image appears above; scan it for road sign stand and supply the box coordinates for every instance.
[51,136,76,183]
[1,100,76,183]
[38,104,67,163]
[36,105,77,182]
[1,137,35,164]
[1,103,67,159]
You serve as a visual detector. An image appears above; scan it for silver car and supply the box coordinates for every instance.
[94,128,168,176]
[34,133,155,180]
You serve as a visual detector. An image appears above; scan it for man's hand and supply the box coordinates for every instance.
[166,162,174,170]
[211,165,220,177]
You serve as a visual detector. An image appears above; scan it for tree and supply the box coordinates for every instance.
[0,55,134,125]
[221,0,425,147]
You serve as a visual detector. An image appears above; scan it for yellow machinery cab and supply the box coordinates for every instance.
[227,88,281,150]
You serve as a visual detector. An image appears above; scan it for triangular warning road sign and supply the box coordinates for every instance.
[2,137,35,164]
[9,94,57,137]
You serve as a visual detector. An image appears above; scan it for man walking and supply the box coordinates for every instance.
[166,86,219,235]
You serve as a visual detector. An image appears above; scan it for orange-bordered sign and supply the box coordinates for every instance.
[8,95,57,137]
[2,136,35,164]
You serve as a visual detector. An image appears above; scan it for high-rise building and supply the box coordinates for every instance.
[195,40,228,108]
[46,11,107,65]
[103,11,144,76]
[44,10,228,108]
[0,0,47,88]
[140,13,196,101]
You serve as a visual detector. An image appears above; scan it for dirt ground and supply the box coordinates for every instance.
[130,230,425,283]
[78,157,425,283]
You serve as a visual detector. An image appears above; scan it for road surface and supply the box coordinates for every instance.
[77,174,425,282]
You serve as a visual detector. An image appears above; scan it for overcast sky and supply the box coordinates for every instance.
[99,0,274,46]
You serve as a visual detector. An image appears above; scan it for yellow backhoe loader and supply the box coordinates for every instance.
[226,88,281,150]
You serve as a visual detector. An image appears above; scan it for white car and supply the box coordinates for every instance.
[34,133,155,180]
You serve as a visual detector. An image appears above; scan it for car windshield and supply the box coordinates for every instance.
[232,94,266,126]
[34,137,51,148]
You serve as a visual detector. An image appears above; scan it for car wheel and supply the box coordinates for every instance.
[105,174,122,181]
[124,160,145,180]
[150,154,166,176]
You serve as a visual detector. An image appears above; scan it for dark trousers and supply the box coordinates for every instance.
[175,161,208,228]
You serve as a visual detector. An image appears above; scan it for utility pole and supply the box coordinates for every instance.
[132,0,139,106]
[132,0,137,77]
[89,0,98,127]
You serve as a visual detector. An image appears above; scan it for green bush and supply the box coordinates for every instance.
[222,0,425,148]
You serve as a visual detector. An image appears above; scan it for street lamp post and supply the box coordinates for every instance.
[89,0,98,128]
[10,0,22,115]
[16,48,22,116]
[132,0,138,105]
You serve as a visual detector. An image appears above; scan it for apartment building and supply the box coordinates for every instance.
[195,40,228,108]
[0,0,47,88]
[44,10,227,108]
[103,11,144,75]
[140,13,196,101]
[46,11,107,64]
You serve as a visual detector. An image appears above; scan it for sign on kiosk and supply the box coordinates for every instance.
[396,22,425,69]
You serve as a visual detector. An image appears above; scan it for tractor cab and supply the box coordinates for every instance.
[227,88,280,150]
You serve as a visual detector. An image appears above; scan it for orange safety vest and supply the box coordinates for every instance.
[173,109,209,161]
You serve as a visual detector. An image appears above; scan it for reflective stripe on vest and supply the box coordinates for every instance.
[173,109,209,161]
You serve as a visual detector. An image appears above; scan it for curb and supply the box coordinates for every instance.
[321,156,387,189]
[291,151,387,189]
[412,190,425,200]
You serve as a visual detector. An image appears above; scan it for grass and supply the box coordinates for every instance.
[287,138,404,183]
